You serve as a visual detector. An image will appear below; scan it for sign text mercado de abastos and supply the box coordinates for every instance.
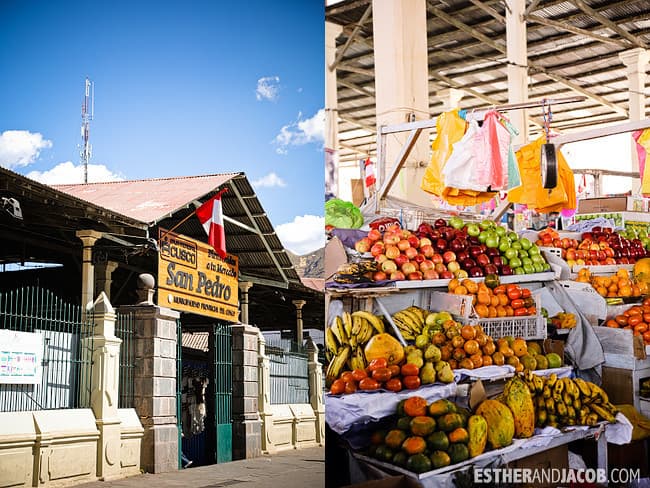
[158,229,239,321]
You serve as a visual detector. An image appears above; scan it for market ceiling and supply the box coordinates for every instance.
[326,0,650,163]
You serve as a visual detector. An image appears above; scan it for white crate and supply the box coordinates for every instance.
[427,291,474,319]
[467,314,547,340]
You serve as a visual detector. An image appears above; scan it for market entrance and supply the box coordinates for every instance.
[177,318,232,467]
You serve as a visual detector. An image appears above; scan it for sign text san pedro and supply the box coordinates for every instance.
[158,228,239,321]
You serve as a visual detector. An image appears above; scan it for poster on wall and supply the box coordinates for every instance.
[0,329,43,384]
[158,228,239,322]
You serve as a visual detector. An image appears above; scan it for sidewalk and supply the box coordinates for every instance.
[76,446,324,488]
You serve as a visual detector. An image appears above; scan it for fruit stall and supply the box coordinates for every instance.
[323,212,650,487]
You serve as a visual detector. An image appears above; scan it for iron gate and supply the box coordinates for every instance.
[266,336,309,404]
[213,323,232,463]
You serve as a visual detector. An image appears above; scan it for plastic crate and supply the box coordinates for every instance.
[468,314,547,340]
[427,290,474,319]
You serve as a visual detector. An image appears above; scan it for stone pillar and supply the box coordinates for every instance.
[506,0,529,146]
[231,324,262,459]
[619,48,649,178]
[118,298,179,473]
[76,230,103,311]
[96,261,119,299]
[238,281,253,324]
[292,299,306,345]
[257,333,273,454]
[326,20,343,199]
[87,292,122,480]
[372,0,431,206]
[306,338,325,446]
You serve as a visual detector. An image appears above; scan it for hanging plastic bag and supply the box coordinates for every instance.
[637,129,650,196]
[475,110,508,190]
[421,109,467,196]
[502,118,521,189]
[442,119,483,191]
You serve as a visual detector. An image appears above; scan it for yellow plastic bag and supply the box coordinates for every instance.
[421,109,467,197]
[638,129,650,196]
[615,404,650,441]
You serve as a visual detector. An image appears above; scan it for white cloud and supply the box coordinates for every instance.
[276,215,325,255]
[26,161,123,184]
[252,172,287,188]
[0,130,52,169]
[274,108,325,155]
[256,76,281,101]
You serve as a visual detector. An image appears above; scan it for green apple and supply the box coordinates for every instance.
[511,241,522,250]
[495,226,506,237]
[531,254,545,264]
[478,231,488,244]
[533,262,545,273]
[520,237,532,250]
[498,240,511,253]
[486,235,500,248]
[528,244,540,256]
[523,263,535,274]
[505,248,518,260]
[543,263,552,272]
[466,223,481,237]
[518,249,529,258]
[509,257,522,268]
[522,257,533,267]
[514,267,525,275]
[479,219,494,230]
[449,216,464,230]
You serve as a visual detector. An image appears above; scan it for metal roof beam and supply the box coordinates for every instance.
[570,0,647,49]
[428,5,506,54]
[239,273,289,289]
[467,0,504,23]
[525,14,631,48]
[329,4,372,72]
[336,63,374,77]
[339,79,375,98]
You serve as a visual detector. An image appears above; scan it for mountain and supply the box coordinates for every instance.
[288,247,325,279]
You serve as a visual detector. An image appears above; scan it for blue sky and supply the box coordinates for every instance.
[0,0,325,254]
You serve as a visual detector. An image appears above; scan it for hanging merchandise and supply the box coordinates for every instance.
[441,119,483,191]
[504,120,522,189]
[636,129,650,196]
[420,109,467,197]
[364,157,376,188]
[475,110,509,191]
[508,136,577,213]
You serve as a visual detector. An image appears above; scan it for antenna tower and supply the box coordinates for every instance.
[80,77,94,183]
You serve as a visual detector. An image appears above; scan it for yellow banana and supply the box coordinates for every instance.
[586,412,599,426]
[406,306,427,325]
[553,379,564,402]
[352,310,385,334]
[342,312,353,338]
[546,373,558,389]
[556,401,568,418]
[545,397,555,414]
[325,326,339,356]
[351,314,363,336]
[533,375,544,394]
[393,311,420,334]
[589,383,609,404]
[357,318,373,344]
[325,345,350,387]
[590,403,616,423]
[331,316,349,347]
[573,378,592,398]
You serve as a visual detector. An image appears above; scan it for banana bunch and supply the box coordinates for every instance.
[524,372,619,428]
[390,306,427,341]
[324,311,385,385]
[332,261,377,284]
[549,312,577,329]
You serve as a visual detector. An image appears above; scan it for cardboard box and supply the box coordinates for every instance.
[578,196,628,213]
[350,178,365,207]
[508,444,568,488]
[347,475,423,488]
[602,366,636,404]
[543,338,565,358]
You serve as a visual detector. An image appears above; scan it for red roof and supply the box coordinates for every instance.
[54,173,238,224]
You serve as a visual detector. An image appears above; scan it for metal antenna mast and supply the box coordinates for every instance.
[80,77,94,183]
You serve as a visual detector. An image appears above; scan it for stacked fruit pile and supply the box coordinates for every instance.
[523,372,619,427]
[353,217,551,282]
[448,279,537,318]
[575,268,648,298]
[603,297,650,345]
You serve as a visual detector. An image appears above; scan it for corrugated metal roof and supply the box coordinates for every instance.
[54,173,238,224]
[182,331,209,351]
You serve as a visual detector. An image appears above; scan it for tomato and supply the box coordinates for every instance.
[385,378,403,392]
[330,378,345,395]
[367,358,388,373]
[344,381,358,394]
[401,363,420,377]
[615,315,628,326]
[351,369,368,382]
[359,378,380,391]
[628,315,643,327]
[372,367,393,383]
[402,375,421,390]
[493,285,507,295]
[510,298,525,309]
[506,284,520,294]
[388,364,401,378]
[527,307,536,316]
[643,330,650,343]
[507,288,522,300]
[521,288,532,299]
[606,319,619,328]
[634,323,648,334]
[643,313,650,323]
[340,371,354,383]
[514,307,529,316]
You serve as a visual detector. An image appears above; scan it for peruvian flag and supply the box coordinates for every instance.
[196,189,228,258]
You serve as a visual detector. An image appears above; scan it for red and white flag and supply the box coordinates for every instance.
[196,189,228,258]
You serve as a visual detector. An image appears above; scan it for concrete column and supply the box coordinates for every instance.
[306,338,325,446]
[436,88,465,112]
[506,0,529,146]
[619,48,650,177]
[372,0,431,206]
[257,333,273,454]
[76,230,103,310]
[96,261,118,299]
[118,302,179,473]
[87,292,122,480]
[326,21,343,199]
[231,324,262,460]
[292,299,306,345]
[238,281,253,325]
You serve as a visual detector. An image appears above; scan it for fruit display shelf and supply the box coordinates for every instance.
[390,272,556,290]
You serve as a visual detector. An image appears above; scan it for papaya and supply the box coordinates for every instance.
[448,427,469,444]
[385,429,408,450]
[448,443,470,464]
[402,436,427,455]
[475,399,515,449]
[503,376,535,438]
[437,412,464,432]
[396,416,412,431]
[410,416,437,437]
[396,399,407,416]
[634,257,650,286]
[428,398,457,417]
[430,450,451,469]
[364,333,405,365]
[403,396,428,417]
[406,453,432,473]
[467,415,488,458]
[426,431,450,451]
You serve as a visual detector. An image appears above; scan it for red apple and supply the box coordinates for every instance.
[565,249,576,261]
[447,261,461,273]
[413,253,426,264]
[440,270,454,279]
[419,237,432,248]
[405,247,418,260]
[367,228,382,242]
[372,271,387,281]
[484,264,498,275]
[443,251,457,263]
[469,266,484,277]
[407,271,423,281]
[383,231,400,246]
[400,229,411,240]
[423,269,439,280]
[419,260,434,272]
[397,239,411,251]
[390,270,406,281]
[455,269,469,279]
[434,262,447,274]
[370,242,385,257]
[394,253,409,267]
[401,262,417,275]
[408,235,420,249]
[476,254,490,267]
[355,237,372,253]
[431,253,444,264]
[381,260,397,273]
[375,253,387,264]
[421,245,435,258]
[385,245,400,260]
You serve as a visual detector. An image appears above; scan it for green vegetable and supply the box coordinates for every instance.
[325,198,364,229]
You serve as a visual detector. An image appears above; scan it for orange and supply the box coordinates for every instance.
[475,304,489,318]
[454,285,468,295]
[477,292,491,305]
[496,305,507,318]
[498,294,509,306]
[490,295,500,307]
[469,353,483,369]
[488,306,497,318]
[619,285,633,297]
[596,286,608,297]
[464,339,480,355]
[460,325,476,340]
[482,355,493,366]
[616,268,630,279]
[462,279,479,294]
[448,278,460,292]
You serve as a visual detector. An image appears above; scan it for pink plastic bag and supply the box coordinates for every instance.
[475,110,509,190]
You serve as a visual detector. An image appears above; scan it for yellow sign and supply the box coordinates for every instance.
[158,228,239,321]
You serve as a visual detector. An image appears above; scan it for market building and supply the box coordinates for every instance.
[324,1,650,487]
[0,168,325,485]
